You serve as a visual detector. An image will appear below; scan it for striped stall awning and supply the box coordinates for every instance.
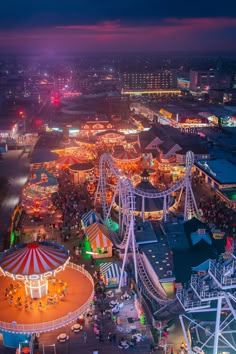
[81,210,102,228]
[100,262,113,275]
[86,222,112,249]
[100,262,127,281]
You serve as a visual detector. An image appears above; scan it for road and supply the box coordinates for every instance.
[130,102,170,125]
[0,150,30,249]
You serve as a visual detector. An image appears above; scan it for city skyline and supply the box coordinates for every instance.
[0,0,236,54]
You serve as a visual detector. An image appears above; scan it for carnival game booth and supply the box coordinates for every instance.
[81,210,103,229]
[85,222,113,259]
[100,262,128,288]
[69,162,94,184]
[0,241,94,349]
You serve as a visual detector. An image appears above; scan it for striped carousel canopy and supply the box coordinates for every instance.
[112,150,140,162]
[0,242,69,279]
[57,155,80,165]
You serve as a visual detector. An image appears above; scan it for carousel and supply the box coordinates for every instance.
[96,130,126,146]
[57,155,80,166]
[69,162,94,184]
[0,241,94,347]
[53,147,97,164]
[112,148,141,171]
[0,241,69,299]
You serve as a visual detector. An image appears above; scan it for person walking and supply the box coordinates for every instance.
[108,332,112,343]
[112,333,117,344]
[83,331,87,343]
[149,343,156,353]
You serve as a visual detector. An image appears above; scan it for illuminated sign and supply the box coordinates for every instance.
[159,108,173,119]
[184,118,203,124]
[212,231,225,239]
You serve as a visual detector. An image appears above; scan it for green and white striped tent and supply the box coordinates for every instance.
[100,262,127,288]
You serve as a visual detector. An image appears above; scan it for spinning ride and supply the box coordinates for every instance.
[0,241,69,298]
[57,155,80,166]
[0,241,94,338]
[22,169,57,215]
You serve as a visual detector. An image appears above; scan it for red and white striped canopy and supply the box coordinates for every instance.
[0,242,69,277]
[57,155,80,165]
[112,150,140,162]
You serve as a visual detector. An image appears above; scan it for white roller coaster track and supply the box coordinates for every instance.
[95,151,198,301]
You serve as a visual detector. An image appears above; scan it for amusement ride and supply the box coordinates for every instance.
[0,241,94,348]
[177,247,236,354]
[95,151,199,314]
[96,150,236,353]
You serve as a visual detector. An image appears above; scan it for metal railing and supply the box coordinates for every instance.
[0,262,94,333]
[176,288,210,310]
[209,260,236,288]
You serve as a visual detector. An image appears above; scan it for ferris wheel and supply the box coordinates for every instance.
[95,151,199,293]
[177,249,236,354]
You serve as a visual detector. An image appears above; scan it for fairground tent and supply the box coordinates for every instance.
[100,262,127,288]
[81,210,102,228]
[86,222,112,258]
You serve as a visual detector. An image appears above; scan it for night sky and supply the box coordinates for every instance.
[0,0,236,53]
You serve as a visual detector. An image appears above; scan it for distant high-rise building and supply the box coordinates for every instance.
[232,72,236,89]
[189,69,231,92]
[121,70,177,91]
[54,77,70,92]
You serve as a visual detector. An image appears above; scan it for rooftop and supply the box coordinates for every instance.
[135,220,157,245]
[69,162,94,171]
[173,242,215,283]
[139,123,208,155]
[220,189,236,201]
[161,217,190,251]
[170,217,225,283]
[31,149,58,164]
[195,159,236,184]
[139,223,174,281]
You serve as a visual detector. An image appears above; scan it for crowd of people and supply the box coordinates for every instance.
[199,194,236,238]
[52,169,94,241]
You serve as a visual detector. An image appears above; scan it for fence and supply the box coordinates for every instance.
[0,262,94,334]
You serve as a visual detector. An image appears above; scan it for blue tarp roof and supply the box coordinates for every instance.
[192,259,210,272]
[191,231,212,246]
